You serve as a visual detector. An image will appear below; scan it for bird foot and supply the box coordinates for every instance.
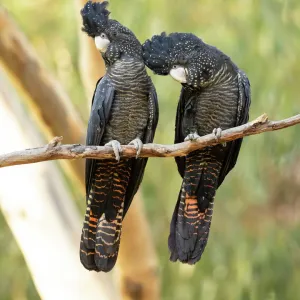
[212,128,226,147]
[184,132,200,142]
[212,127,222,140]
[129,138,143,159]
[105,140,122,162]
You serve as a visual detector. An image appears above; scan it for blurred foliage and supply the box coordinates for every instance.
[0,215,39,299]
[1,0,300,299]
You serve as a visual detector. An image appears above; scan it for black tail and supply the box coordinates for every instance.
[80,160,131,272]
[168,150,222,264]
[80,204,124,272]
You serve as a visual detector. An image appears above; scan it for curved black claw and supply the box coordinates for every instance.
[184,132,200,142]
[129,138,143,158]
[105,140,122,161]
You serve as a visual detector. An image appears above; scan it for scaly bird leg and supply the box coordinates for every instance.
[212,127,226,147]
[184,132,200,142]
[105,140,122,161]
[129,138,143,158]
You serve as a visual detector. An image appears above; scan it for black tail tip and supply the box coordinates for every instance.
[169,251,179,262]
[80,249,118,272]
[169,248,203,265]
[80,240,118,272]
[94,254,118,272]
[80,253,98,272]
[168,226,208,265]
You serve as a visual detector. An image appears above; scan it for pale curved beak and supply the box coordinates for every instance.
[170,67,187,83]
[94,36,110,53]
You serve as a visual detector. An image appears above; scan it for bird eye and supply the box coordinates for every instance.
[173,65,178,69]
[100,33,107,39]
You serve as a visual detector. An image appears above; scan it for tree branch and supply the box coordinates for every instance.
[0,113,299,168]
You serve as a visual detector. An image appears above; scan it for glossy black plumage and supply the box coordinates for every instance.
[143,32,251,264]
[80,1,159,272]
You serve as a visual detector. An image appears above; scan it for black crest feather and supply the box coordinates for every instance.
[142,32,202,75]
[142,32,172,75]
[81,1,110,37]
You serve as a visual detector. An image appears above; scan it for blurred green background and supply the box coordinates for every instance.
[1,0,300,299]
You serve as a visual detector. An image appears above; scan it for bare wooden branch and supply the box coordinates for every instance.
[0,113,299,168]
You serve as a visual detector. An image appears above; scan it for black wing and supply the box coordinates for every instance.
[85,76,115,200]
[123,83,159,216]
[217,70,251,187]
[174,87,194,178]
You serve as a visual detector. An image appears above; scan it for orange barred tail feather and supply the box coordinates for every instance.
[81,161,116,251]
[94,204,124,272]
[80,159,131,272]
[80,204,124,272]
[79,197,100,271]
[169,151,222,264]
[80,240,98,271]
[81,197,101,250]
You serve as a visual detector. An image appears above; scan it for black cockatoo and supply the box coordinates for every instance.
[80,1,159,272]
[143,33,250,264]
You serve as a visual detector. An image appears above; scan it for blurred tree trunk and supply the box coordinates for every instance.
[0,69,117,300]
[76,1,160,299]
